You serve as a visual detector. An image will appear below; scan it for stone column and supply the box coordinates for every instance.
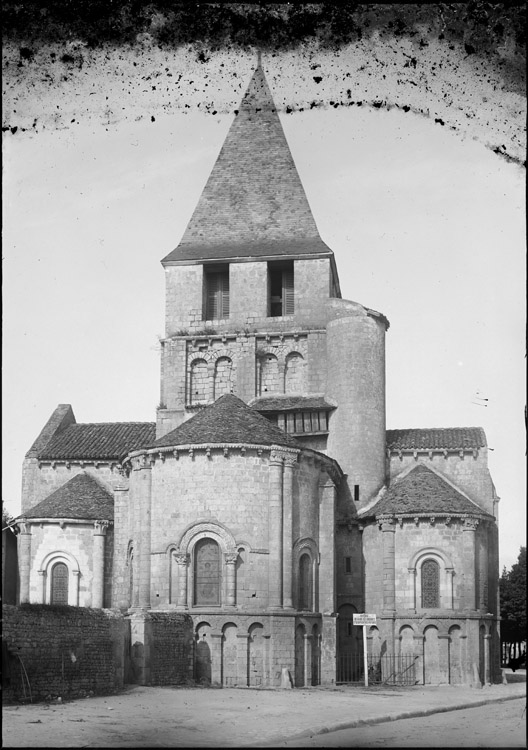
[207,361,215,402]
[462,518,479,611]
[237,633,250,686]
[304,634,312,687]
[414,634,425,684]
[209,630,223,685]
[318,477,336,615]
[268,451,284,609]
[282,455,296,609]
[225,552,238,607]
[484,634,492,685]
[445,567,455,609]
[18,521,32,604]
[134,454,153,610]
[380,517,396,613]
[92,520,109,608]
[278,362,286,393]
[437,634,450,684]
[174,552,189,609]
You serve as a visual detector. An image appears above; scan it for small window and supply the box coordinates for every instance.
[204,265,229,320]
[354,485,360,503]
[347,622,353,636]
[298,553,313,610]
[344,557,352,574]
[421,559,440,608]
[268,261,294,316]
[51,562,69,604]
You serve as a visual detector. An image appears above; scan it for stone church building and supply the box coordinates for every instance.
[16,63,501,687]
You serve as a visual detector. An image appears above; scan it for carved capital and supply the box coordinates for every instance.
[463,518,479,531]
[270,450,284,465]
[224,552,239,565]
[17,520,31,535]
[283,454,298,469]
[378,516,396,532]
[173,552,189,567]
[93,520,109,535]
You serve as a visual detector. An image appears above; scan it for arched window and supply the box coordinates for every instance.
[285,352,305,393]
[421,559,440,608]
[259,354,279,395]
[51,562,69,604]
[190,359,208,404]
[194,538,221,606]
[214,357,233,399]
[298,553,313,611]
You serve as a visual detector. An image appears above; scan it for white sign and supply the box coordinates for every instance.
[353,613,377,626]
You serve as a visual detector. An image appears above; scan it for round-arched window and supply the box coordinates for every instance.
[421,559,440,608]
[298,553,313,611]
[51,562,69,605]
[194,538,220,606]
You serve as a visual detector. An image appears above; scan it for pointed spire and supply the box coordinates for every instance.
[162,61,333,264]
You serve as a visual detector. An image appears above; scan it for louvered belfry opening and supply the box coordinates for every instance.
[204,264,230,320]
[268,260,294,316]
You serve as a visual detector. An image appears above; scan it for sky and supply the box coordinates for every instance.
[2,47,526,571]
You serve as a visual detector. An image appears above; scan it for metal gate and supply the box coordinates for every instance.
[337,653,418,685]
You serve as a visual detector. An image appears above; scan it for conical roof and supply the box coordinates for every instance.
[151,394,301,449]
[360,464,492,518]
[162,64,333,264]
[23,472,114,520]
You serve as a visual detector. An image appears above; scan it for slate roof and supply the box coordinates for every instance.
[162,64,332,265]
[152,394,301,449]
[386,428,486,451]
[250,395,336,412]
[23,473,114,520]
[38,422,156,461]
[361,464,491,518]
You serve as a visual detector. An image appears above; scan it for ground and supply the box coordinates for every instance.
[2,673,525,748]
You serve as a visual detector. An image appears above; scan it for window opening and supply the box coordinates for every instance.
[204,266,229,320]
[194,538,221,606]
[268,261,294,316]
[421,559,440,608]
[354,485,360,503]
[51,562,69,604]
[299,553,313,610]
[345,557,352,574]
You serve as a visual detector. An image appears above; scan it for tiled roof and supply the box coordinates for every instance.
[152,394,301,449]
[162,64,331,265]
[250,395,336,412]
[25,404,76,458]
[39,422,156,461]
[23,473,114,520]
[386,428,487,451]
[361,465,490,518]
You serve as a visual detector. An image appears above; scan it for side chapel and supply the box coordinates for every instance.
[16,61,501,687]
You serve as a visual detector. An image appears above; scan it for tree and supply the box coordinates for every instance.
[500,546,527,663]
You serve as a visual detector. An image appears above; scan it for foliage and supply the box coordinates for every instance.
[500,546,526,645]
[2,501,15,528]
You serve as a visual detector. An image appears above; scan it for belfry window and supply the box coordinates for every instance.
[421,559,440,608]
[194,538,221,606]
[268,261,294,317]
[298,553,313,610]
[50,562,69,604]
[204,265,230,320]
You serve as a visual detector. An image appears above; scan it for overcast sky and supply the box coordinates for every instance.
[3,48,526,570]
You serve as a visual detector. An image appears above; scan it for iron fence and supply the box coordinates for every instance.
[337,652,418,685]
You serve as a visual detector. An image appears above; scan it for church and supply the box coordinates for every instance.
[16,62,501,687]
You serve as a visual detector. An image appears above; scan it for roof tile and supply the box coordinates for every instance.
[250,395,336,412]
[361,464,490,517]
[386,428,486,451]
[23,472,114,520]
[39,422,156,461]
[152,394,301,449]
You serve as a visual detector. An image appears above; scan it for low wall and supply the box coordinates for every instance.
[2,604,126,703]
[149,611,194,685]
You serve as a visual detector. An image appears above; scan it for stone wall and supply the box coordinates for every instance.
[2,604,126,703]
